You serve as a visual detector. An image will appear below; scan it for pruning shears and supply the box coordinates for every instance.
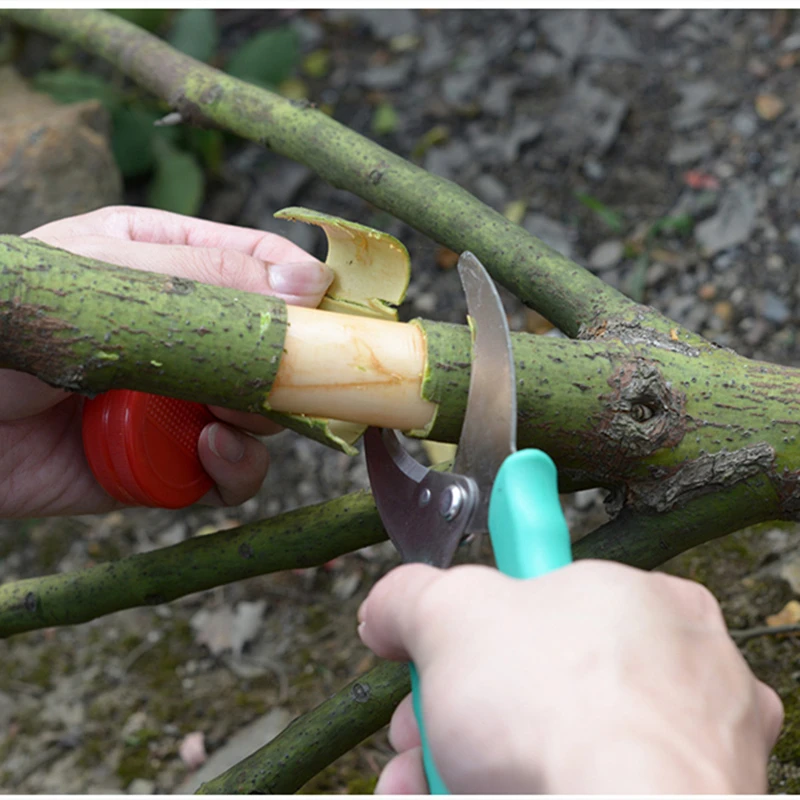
[364,252,573,794]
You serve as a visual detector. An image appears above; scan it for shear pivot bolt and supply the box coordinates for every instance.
[418,488,431,507]
[439,486,464,521]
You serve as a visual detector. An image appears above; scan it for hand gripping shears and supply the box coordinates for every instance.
[364,252,573,794]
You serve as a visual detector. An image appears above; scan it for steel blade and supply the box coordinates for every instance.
[452,252,517,535]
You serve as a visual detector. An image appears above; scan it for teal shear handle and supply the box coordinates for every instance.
[416,448,573,794]
[488,449,573,578]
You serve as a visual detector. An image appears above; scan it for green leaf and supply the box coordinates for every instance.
[110,107,161,178]
[371,102,398,136]
[225,25,299,87]
[184,127,224,175]
[647,213,695,240]
[32,68,121,109]
[108,9,170,32]
[574,192,625,234]
[147,140,205,216]
[169,9,219,63]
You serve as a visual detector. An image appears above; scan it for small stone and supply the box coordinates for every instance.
[127,778,156,795]
[442,71,482,106]
[588,240,624,271]
[697,283,717,301]
[695,181,761,255]
[731,110,759,138]
[473,173,508,210]
[653,9,685,31]
[713,300,735,325]
[523,213,574,259]
[414,292,437,314]
[523,51,562,78]
[761,292,791,325]
[667,138,714,165]
[781,31,800,51]
[755,93,786,121]
[359,58,412,90]
[767,254,785,271]
[482,75,518,118]
[582,156,606,181]
[585,16,641,62]
[741,317,771,347]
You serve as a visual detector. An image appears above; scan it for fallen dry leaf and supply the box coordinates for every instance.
[755,93,786,121]
[766,599,800,627]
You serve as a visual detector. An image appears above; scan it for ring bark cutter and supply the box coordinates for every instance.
[364,252,573,794]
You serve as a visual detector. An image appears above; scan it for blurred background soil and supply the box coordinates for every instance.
[3,8,800,793]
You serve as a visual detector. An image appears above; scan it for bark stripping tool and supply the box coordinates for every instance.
[364,252,573,794]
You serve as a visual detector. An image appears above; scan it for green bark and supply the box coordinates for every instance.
[0,489,385,638]
[0,237,286,409]
[196,660,410,794]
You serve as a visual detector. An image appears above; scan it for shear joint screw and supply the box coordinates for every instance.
[439,486,464,521]
[418,488,431,507]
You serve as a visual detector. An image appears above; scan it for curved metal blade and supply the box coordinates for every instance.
[452,252,517,536]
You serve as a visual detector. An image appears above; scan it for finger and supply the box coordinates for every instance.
[756,681,784,751]
[0,369,72,421]
[357,563,445,661]
[25,205,317,266]
[197,422,269,507]
[374,748,428,795]
[208,406,283,437]
[35,235,333,308]
[387,694,421,753]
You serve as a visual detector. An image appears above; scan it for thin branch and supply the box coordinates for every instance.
[195,660,410,794]
[730,623,800,644]
[0,7,637,338]
[0,489,386,638]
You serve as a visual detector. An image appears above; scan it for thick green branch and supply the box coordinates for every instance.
[0,7,635,338]
[196,660,410,794]
[0,489,385,638]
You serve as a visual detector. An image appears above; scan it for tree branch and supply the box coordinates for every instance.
[195,660,410,794]
[0,7,636,338]
[0,489,385,638]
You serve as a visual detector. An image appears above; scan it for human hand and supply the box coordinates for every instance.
[0,205,333,517]
[358,560,783,795]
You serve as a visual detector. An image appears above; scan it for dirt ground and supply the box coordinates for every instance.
[4,8,800,794]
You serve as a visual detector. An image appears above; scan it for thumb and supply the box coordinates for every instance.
[32,235,334,308]
[357,563,446,662]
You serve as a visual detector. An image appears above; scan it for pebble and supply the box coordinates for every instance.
[761,292,791,325]
[473,173,508,209]
[731,110,758,138]
[588,240,624,271]
[713,300,735,325]
[127,779,156,795]
[667,138,714,165]
[741,317,771,347]
[695,180,759,254]
[697,282,717,301]
[755,93,786,121]
[523,213,574,259]
[653,9,685,31]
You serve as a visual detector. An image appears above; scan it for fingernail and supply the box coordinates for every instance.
[207,423,246,463]
[268,261,333,298]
